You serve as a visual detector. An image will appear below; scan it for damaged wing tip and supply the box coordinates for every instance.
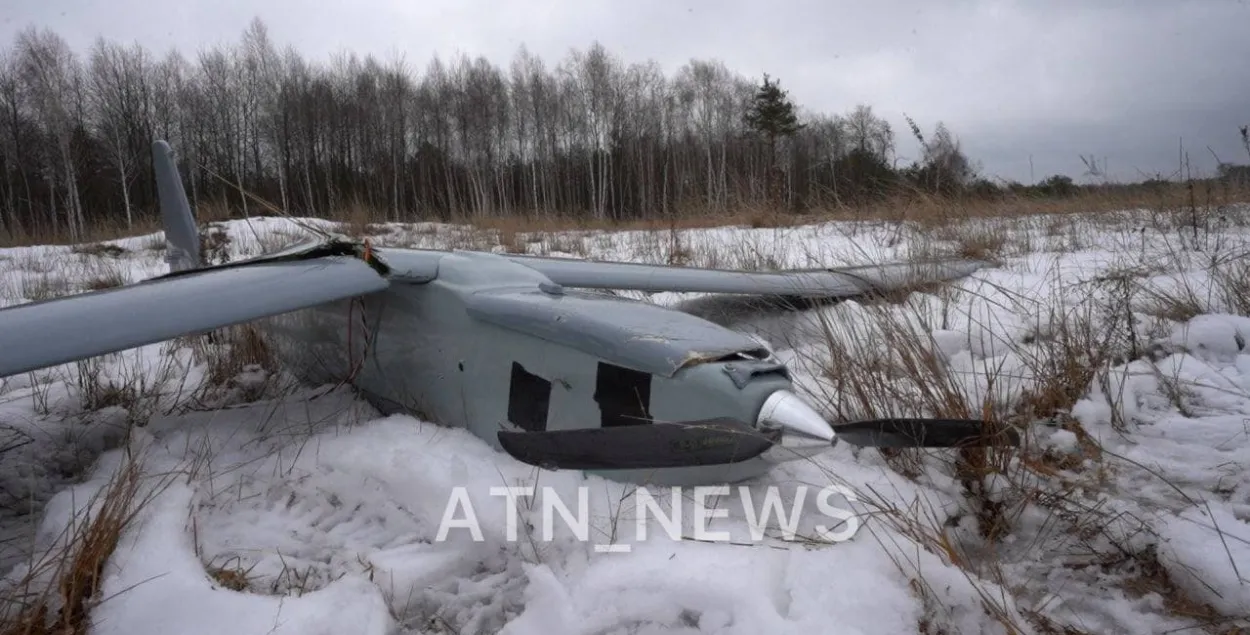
[355,240,390,276]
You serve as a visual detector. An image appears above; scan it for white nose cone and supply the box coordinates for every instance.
[756,390,837,462]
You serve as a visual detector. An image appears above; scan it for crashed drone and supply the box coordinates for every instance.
[0,141,1014,486]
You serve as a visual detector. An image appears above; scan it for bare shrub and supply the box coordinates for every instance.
[778,250,1168,631]
[198,224,232,265]
[18,273,71,302]
[334,202,382,239]
[186,324,279,407]
[69,243,127,259]
[1013,303,1120,424]
[927,220,1012,263]
[78,260,128,291]
[63,347,186,425]
[1210,257,1250,316]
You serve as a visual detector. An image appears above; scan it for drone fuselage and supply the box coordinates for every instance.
[258,249,812,485]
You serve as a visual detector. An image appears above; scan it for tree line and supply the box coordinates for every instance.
[0,18,1083,241]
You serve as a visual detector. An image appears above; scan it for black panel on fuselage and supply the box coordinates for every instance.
[594,362,653,427]
[508,361,552,432]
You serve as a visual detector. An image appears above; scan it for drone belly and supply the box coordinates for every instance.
[346,281,472,428]
[251,282,461,428]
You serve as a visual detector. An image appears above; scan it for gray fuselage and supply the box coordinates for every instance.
[258,249,803,486]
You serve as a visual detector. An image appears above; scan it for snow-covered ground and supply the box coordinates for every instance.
[2,207,1250,634]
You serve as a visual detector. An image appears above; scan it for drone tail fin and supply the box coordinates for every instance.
[153,139,201,273]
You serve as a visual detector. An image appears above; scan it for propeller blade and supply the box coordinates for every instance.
[833,418,1020,449]
[497,418,778,471]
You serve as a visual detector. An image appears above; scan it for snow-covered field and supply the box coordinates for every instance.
[2,207,1250,634]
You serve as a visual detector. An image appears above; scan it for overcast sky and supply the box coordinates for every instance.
[4,0,1248,184]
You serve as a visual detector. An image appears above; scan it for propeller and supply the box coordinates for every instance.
[833,417,1021,449]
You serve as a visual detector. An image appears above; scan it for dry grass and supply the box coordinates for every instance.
[5,252,138,305]
[1136,255,1250,323]
[0,447,171,635]
[0,320,288,632]
[5,180,1248,251]
[1118,544,1235,631]
[782,211,1250,634]
[68,243,128,259]
[1,214,164,251]
[200,554,257,593]
[794,303,1097,632]
[79,260,129,291]
[17,273,71,302]
[181,324,280,408]
[1013,303,1123,423]
[929,220,1012,263]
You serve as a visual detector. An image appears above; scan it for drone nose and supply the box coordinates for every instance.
[756,389,837,461]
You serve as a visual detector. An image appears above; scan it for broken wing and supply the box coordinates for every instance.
[0,255,389,378]
[507,254,988,297]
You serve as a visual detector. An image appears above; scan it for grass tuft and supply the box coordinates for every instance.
[0,448,169,635]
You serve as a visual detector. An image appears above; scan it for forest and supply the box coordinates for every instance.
[0,18,1225,242]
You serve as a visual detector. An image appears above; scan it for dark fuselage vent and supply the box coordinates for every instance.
[508,361,552,432]
[594,362,652,427]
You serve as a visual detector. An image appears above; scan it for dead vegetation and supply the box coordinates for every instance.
[68,243,128,259]
[5,177,1248,253]
[0,448,171,635]
[777,209,1250,634]
[0,332,292,633]
[78,260,128,291]
[184,324,280,407]
[2,185,1250,633]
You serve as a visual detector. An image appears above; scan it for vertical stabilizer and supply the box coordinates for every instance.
[153,140,201,272]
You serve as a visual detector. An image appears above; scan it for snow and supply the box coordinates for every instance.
[2,208,1250,634]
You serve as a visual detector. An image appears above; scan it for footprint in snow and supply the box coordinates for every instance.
[186,460,531,633]
[190,462,432,595]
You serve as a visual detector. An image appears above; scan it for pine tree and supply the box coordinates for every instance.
[744,74,803,206]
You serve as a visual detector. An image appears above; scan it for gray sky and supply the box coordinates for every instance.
[4,0,1248,184]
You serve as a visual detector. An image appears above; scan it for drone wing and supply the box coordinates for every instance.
[506,254,986,297]
[0,140,391,379]
[0,253,389,378]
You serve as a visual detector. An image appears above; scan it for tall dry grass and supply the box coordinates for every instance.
[774,204,1250,633]
[0,446,174,635]
[5,179,1247,251]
